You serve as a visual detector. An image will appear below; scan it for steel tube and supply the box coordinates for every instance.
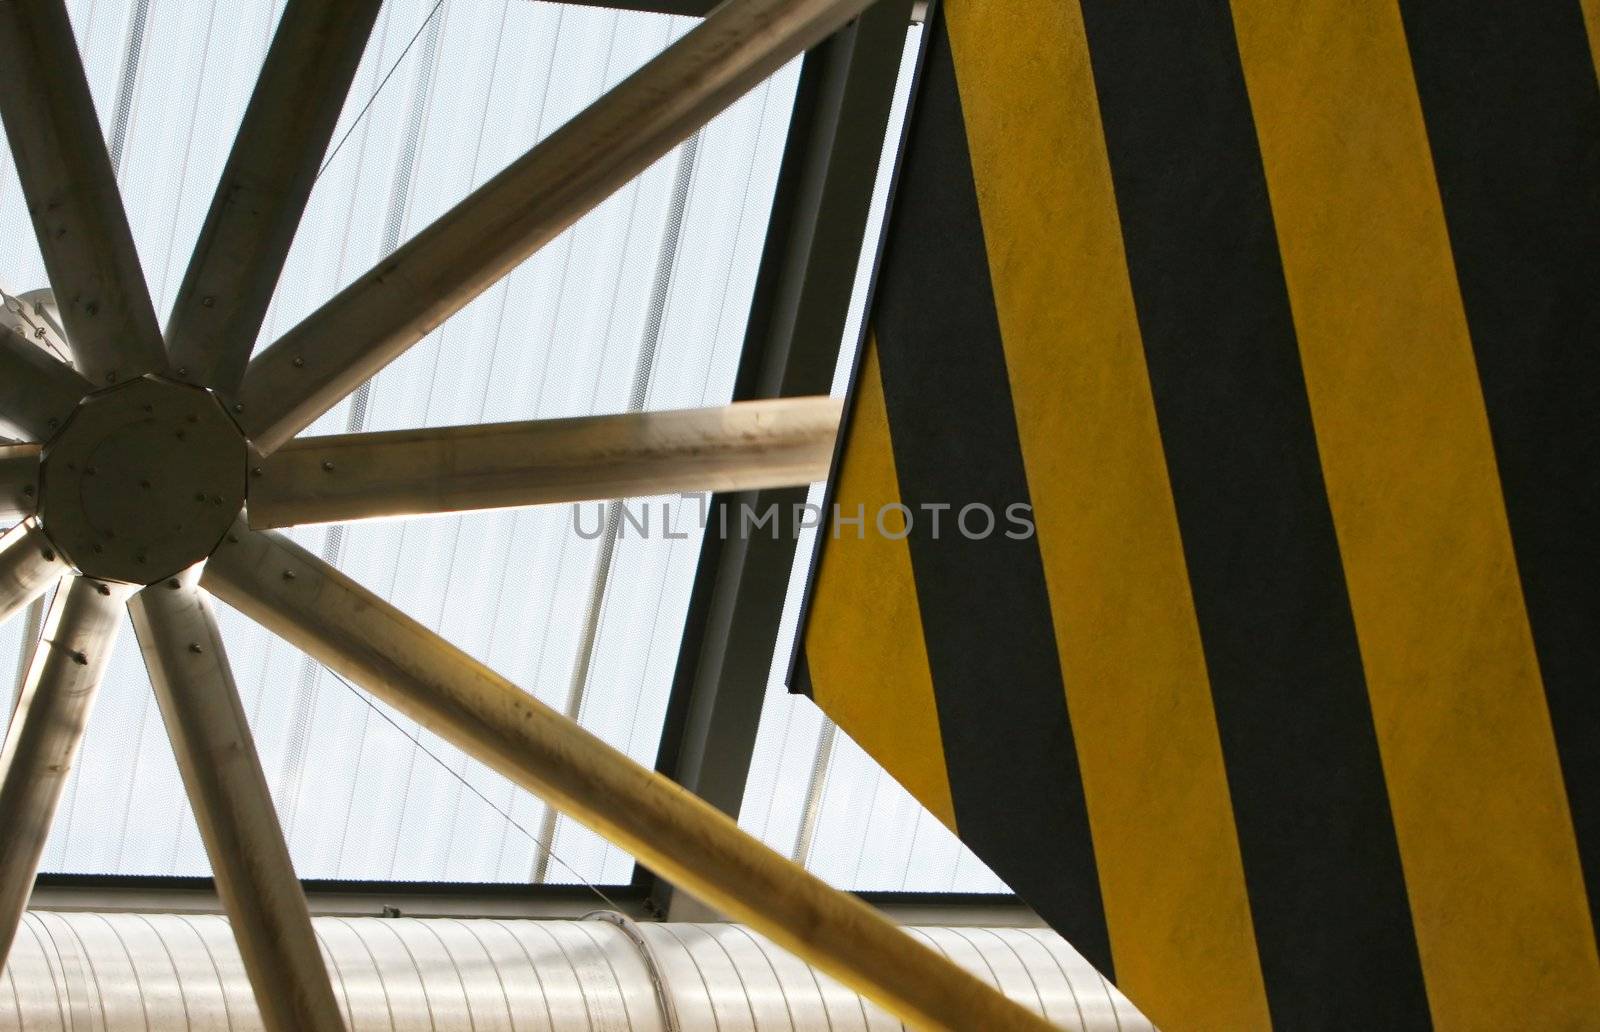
[0,521,65,627]
[237,0,880,454]
[0,575,129,969]
[128,566,346,1032]
[248,396,842,528]
[0,446,40,526]
[0,1,166,386]
[0,915,1138,1031]
[201,526,1060,1032]
[0,334,88,443]
[165,0,384,396]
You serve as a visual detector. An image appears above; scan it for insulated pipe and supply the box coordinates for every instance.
[0,914,1151,1031]
[202,527,1053,1030]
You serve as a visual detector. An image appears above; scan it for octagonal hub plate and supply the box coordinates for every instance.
[40,376,246,584]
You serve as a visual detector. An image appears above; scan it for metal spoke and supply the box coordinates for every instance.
[129,566,345,1032]
[237,0,880,455]
[0,446,41,527]
[202,525,1057,1032]
[0,331,90,442]
[166,0,384,396]
[0,520,66,627]
[248,396,842,529]
[0,575,130,969]
[0,0,166,386]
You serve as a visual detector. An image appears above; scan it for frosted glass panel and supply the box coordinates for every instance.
[0,0,800,883]
[737,24,1010,894]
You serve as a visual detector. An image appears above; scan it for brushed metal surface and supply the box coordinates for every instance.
[0,0,167,386]
[1,916,1139,1030]
[248,397,842,529]
[237,0,880,455]
[0,521,62,626]
[38,377,246,585]
[129,567,345,1031]
[0,577,130,970]
[0,446,40,526]
[201,525,1060,1031]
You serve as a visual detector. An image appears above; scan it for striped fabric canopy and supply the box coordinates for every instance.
[798,1,1600,1028]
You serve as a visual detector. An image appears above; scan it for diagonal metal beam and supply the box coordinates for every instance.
[247,396,842,529]
[0,574,130,970]
[166,0,384,397]
[0,520,66,627]
[0,332,90,443]
[236,0,882,455]
[0,446,41,527]
[129,566,346,1032]
[0,0,166,386]
[201,525,1058,1031]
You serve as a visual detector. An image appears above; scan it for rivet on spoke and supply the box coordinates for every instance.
[292,356,305,368]
[71,651,87,666]
[322,460,335,472]
[94,583,109,596]
[105,371,117,384]
[201,296,215,308]
[282,569,297,581]
[41,549,55,562]
[21,484,33,497]
[177,367,190,378]
[188,643,203,654]
[226,533,239,544]
[168,579,181,590]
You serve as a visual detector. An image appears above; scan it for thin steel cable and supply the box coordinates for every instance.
[294,2,447,859]
[323,667,624,913]
[531,118,702,884]
[315,0,447,184]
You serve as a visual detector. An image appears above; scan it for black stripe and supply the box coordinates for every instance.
[1401,0,1600,940]
[1077,3,1431,1027]
[869,11,1114,976]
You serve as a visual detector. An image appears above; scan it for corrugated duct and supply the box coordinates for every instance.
[0,912,1150,1030]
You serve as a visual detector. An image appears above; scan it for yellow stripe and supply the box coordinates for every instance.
[1230,3,1600,1025]
[942,5,1269,1028]
[805,339,956,829]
